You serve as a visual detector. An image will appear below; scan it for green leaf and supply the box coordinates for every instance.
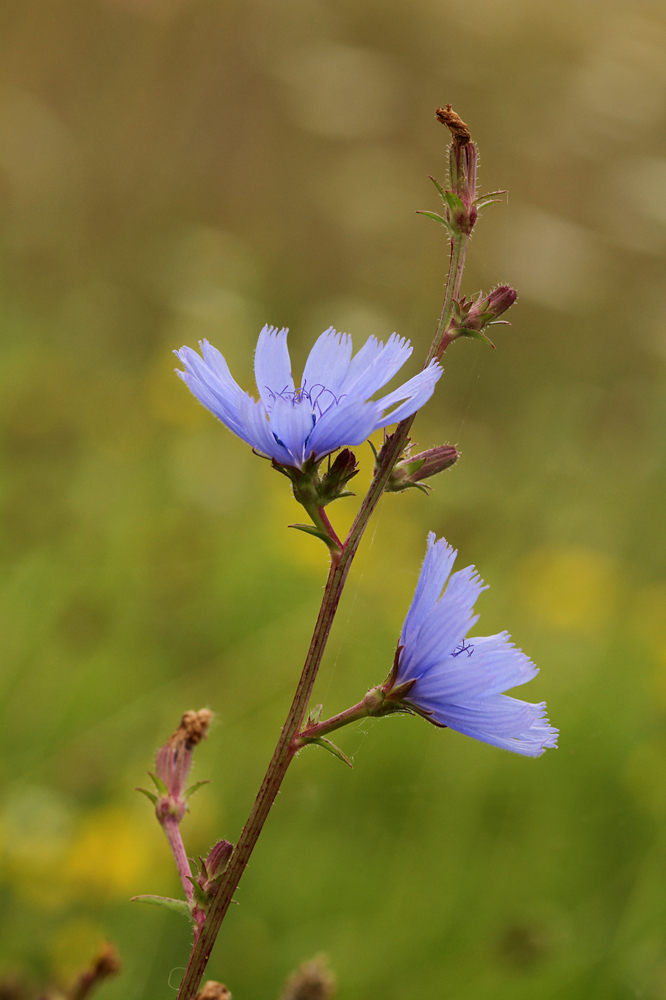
[135,787,158,806]
[474,188,507,205]
[367,439,379,461]
[460,329,496,349]
[147,772,168,796]
[442,191,466,215]
[186,876,209,908]
[302,737,353,768]
[474,197,503,210]
[130,895,194,923]
[401,457,426,476]
[306,704,323,726]
[416,210,454,234]
[184,780,210,799]
[428,174,448,201]
[288,523,334,547]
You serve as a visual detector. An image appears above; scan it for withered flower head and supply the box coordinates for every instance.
[280,956,336,1000]
[154,709,213,821]
[195,983,231,1000]
[435,104,471,144]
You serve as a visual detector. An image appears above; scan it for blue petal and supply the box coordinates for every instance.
[341,334,413,398]
[267,397,317,467]
[175,346,246,439]
[399,564,487,682]
[200,340,245,401]
[413,694,558,757]
[305,394,378,459]
[235,393,291,463]
[302,328,352,398]
[374,360,443,426]
[254,326,294,410]
[339,336,383,393]
[408,635,537,705]
[400,534,456,648]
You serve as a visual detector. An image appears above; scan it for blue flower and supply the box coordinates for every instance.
[391,533,558,757]
[175,326,442,469]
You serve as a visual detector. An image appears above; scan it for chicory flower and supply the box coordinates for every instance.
[385,533,558,757]
[175,326,442,469]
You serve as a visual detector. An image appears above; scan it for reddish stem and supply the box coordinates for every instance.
[174,197,472,1000]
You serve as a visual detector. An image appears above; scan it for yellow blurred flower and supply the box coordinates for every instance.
[518,546,618,632]
[48,917,107,986]
[62,807,162,899]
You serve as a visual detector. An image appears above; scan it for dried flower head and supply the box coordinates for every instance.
[280,955,336,1000]
[148,709,213,823]
[435,104,471,144]
[67,941,121,1000]
[195,983,231,1000]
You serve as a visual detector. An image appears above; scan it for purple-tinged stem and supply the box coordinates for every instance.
[162,815,194,906]
[174,152,472,1000]
[317,506,343,557]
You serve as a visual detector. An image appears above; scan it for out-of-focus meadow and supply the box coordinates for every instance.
[0,0,665,997]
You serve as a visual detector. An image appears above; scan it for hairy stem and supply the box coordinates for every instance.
[162,815,194,906]
[298,699,370,742]
[427,231,470,365]
[174,227,470,1000]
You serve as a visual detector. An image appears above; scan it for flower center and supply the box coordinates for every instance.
[266,381,346,420]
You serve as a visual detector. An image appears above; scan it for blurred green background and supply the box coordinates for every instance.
[0,0,665,997]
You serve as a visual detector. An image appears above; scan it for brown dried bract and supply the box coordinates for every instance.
[435,104,471,144]
[168,709,214,750]
[196,983,231,1000]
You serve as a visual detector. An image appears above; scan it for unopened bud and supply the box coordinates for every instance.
[387,444,458,493]
[317,449,359,505]
[462,285,517,332]
[205,839,233,880]
[450,286,517,347]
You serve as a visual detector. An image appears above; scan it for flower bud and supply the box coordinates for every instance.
[387,444,459,493]
[317,449,359,505]
[205,839,233,880]
[449,286,517,347]
[461,285,517,332]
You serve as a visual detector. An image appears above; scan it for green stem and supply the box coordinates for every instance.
[174,229,471,1000]
[426,231,470,365]
[298,699,370,743]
